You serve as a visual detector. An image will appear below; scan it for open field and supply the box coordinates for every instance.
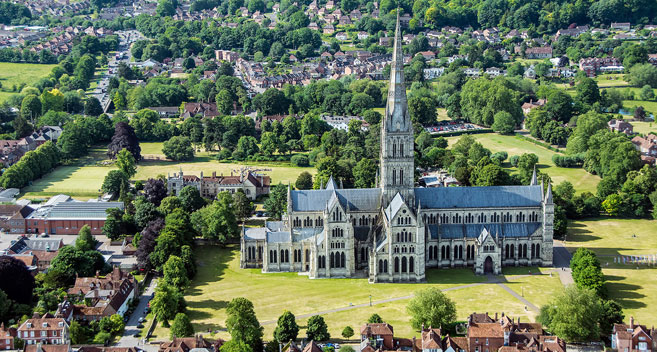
[623,100,657,115]
[565,218,657,257]
[445,133,600,193]
[21,144,315,199]
[0,62,56,102]
[564,217,657,323]
[630,120,657,135]
[149,246,561,341]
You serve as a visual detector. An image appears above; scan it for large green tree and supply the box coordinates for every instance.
[273,310,299,343]
[226,297,263,350]
[406,287,457,330]
[171,313,194,338]
[538,286,603,342]
[306,315,330,341]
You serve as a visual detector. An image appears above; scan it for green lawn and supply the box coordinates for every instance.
[21,145,315,199]
[629,120,656,135]
[565,218,657,257]
[149,246,562,342]
[623,100,657,115]
[445,133,600,194]
[0,62,56,102]
[595,74,628,87]
[564,217,657,323]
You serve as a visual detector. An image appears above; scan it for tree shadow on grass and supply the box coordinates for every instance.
[605,275,646,310]
[565,225,603,243]
[187,246,235,297]
[186,299,228,320]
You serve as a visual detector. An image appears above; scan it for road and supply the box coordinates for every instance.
[116,277,158,350]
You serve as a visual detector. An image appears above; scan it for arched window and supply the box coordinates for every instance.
[433,246,438,260]
[409,257,414,273]
[384,260,388,273]
[428,246,433,260]
[330,252,335,268]
[511,244,515,258]
[401,257,407,273]
[378,259,383,273]
[340,252,346,268]
[392,169,396,185]
[536,244,540,258]
[392,142,397,157]
[399,169,404,185]
[441,246,445,260]
[394,257,400,273]
[400,143,404,157]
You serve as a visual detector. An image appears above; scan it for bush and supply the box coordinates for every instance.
[552,154,585,168]
[290,154,309,167]
[162,136,194,161]
[509,155,519,167]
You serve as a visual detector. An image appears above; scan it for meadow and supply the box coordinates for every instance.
[0,62,56,102]
[445,133,600,193]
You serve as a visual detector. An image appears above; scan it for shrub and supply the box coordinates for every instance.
[290,154,309,167]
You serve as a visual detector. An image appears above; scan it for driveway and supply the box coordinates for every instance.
[116,277,157,350]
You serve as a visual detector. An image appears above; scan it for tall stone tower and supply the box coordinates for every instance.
[380,12,415,208]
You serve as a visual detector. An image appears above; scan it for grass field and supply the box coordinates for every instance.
[148,246,561,342]
[630,120,657,135]
[564,217,657,323]
[0,62,56,102]
[623,100,657,115]
[21,144,315,199]
[445,133,600,193]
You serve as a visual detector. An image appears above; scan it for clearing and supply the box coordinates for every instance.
[0,62,56,102]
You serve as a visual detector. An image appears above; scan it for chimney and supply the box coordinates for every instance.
[630,317,634,329]
[95,270,100,278]
[213,171,216,178]
[496,313,498,321]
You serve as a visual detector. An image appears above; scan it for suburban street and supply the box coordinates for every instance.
[116,277,158,351]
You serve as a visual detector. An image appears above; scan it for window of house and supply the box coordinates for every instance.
[40,331,46,337]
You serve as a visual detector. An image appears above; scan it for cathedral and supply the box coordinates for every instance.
[240,15,554,283]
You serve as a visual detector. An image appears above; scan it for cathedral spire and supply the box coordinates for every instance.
[383,10,410,133]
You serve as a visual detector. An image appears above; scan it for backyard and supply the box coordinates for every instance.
[445,133,600,193]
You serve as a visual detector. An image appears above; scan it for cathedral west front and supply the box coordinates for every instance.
[240,14,554,283]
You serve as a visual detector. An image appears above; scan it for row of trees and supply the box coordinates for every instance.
[0,141,60,188]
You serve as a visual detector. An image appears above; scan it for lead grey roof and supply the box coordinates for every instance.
[267,231,291,243]
[428,222,542,239]
[244,227,267,240]
[29,202,124,220]
[290,188,381,212]
[415,185,543,209]
[292,227,323,242]
[384,192,405,220]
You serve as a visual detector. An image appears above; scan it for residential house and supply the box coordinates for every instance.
[167,170,271,200]
[0,323,16,350]
[335,32,348,40]
[5,237,64,272]
[0,204,34,233]
[417,51,436,60]
[24,344,71,352]
[379,36,392,46]
[423,67,445,80]
[181,102,220,119]
[521,99,547,116]
[66,267,138,321]
[323,24,335,35]
[611,317,657,352]
[611,22,631,31]
[608,119,634,135]
[357,31,369,40]
[159,336,214,352]
[525,47,552,59]
[78,347,142,352]
[17,313,69,345]
[579,57,623,77]
[215,50,240,63]
[631,134,657,165]
[555,25,589,39]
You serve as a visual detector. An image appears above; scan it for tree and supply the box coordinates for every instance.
[49,246,105,286]
[216,89,233,115]
[295,172,313,190]
[491,111,515,134]
[220,340,252,352]
[408,95,438,125]
[570,248,605,296]
[538,286,603,342]
[69,321,91,344]
[163,136,194,161]
[144,178,167,206]
[576,78,601,106]
[639,85,655,101]
[627,63,657,88]
[75,225,97,251]
[263,184,287,219]
[157,0,176,16]
[226,297,263,350]
[151,282,184,324]
[192,193,239,242]
[545,90,574,122]
[84,97,103,116]
[341,326,354,339]
[171,313,194,338]
[12,116,33,138]
[163,255,190,290]
[599,300,624,339]
[108,122,141,160]
[0,256,35,304]
[233,136,259,160]
[21,94,42,121]
[233,190,253,223]
[102,170,130,195]
[367,313,383,324]
[116,149,137,178]
[353,158,377,188]
[273,310,299,343]
[406,287,457,330]
[136,218,165,271]
[179,186,205,212]
[306,315,330,341]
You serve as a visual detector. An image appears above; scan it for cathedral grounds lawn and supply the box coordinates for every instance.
[149,245,563,341]
[565,217,657,324]
[445,133,600,194]
[20,144,314,200]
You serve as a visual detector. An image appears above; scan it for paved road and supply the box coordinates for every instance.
[552,240,574,286]
[116,278,157,350]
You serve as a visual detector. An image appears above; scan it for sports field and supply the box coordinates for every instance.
[445,133,600,193]
[0,62,56,102]
[147,245,562,342]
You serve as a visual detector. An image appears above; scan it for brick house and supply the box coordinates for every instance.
[612,317,657,352]
[608,119,634,135]
[631,134,657,165]
[167,170,270,201]
[66,267,138,321]
[0,323,17,350]
[17,313,69,345]
[159,336,214,352]
[24,344,71,352]
[0,204,34,233]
